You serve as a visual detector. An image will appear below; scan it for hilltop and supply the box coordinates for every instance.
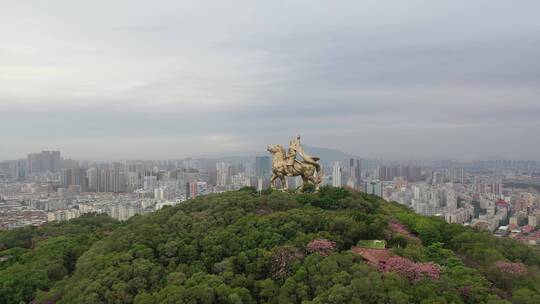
[1,188,539,304]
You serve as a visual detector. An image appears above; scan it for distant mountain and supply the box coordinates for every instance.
[303,145,358,165]
[207,146,358,166]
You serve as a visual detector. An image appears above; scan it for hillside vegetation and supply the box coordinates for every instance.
[1,187,540,304]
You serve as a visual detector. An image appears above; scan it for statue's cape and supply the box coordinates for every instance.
[295,145,320,163]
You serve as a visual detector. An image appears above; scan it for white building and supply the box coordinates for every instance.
[445,188,458,211]
[154,187,168,200]
[332,162,342,187]
[445,206,473,224]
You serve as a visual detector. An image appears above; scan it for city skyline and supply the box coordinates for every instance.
[3,146,539,235]
[2,1,540,160]
[3,147,540,164]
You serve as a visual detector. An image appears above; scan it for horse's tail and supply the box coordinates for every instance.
[302,159,323,183]
[316,164,323,184]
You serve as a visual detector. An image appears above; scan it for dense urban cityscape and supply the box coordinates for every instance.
[1,150,539,246]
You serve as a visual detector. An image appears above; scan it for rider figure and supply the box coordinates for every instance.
[286,135,301,176]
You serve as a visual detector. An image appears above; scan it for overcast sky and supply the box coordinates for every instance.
[1,0,539,161]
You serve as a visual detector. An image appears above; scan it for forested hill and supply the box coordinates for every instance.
[1,188,540,304]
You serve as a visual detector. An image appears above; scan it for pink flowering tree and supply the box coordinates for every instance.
[486,261,528,291]
[379,256,440,283]
[388,220,422,244]
[389,221,411,235]
[306,238,336,257]
[495,261,527,277]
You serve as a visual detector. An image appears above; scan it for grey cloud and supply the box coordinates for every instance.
[1,0,540,160]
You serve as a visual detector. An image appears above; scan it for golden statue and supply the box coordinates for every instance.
[267,135,323,192]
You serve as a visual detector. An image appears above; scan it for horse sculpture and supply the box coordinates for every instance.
[267,142,323,192]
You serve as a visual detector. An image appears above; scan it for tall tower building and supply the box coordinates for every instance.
[60,167,87,191]
[61,168,73,188]
[51,151,61,172]
[216,162,232,186]
[332,162,342,187]
[27,153,41,174]
[40,151,53,172]
[87,167,100,192]
[349,158,362,188]
[450,167,465,184]
[99,169,110,192]
[185,182,191,199]
[73,168,88,192]
[190,182,198,198]
[378,166,391,181]
[255,156,271,178]
[109,163,126,193]
[445,189,458,211]
[409,166,422,182]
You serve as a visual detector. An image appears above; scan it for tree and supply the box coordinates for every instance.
[306,238,336,257]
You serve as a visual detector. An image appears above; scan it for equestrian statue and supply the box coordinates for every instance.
[267,135,323,192]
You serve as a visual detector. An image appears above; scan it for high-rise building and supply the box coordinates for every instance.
[190,182,198,198]
[109,163,126,193]
[332,162,342,187]
[378,165,422,182]
[449,167,464,184]
[27,153,41,174]
[60,167,87,191]
[255,156,271,178]
[216,162,232,186]
[409,165,422,182]
[87,167,100,192]
[99,169,110,192]
[185,182,191,198]
[378,166,394,181]
[185,181,199,199]
[27,151,62,173]
[126,172,140,192]
[3,159,26,179]
[432,171,444,185]
[365,181,383,197]
[50,151,61,172]
[445,188,458,211]
[73,168,87,192]
[491,182,503,195]
[349,158,362,188]
[61,168,73,188]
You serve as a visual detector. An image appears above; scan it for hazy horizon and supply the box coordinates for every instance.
[2,1,539,161]
[3,144,538,163]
